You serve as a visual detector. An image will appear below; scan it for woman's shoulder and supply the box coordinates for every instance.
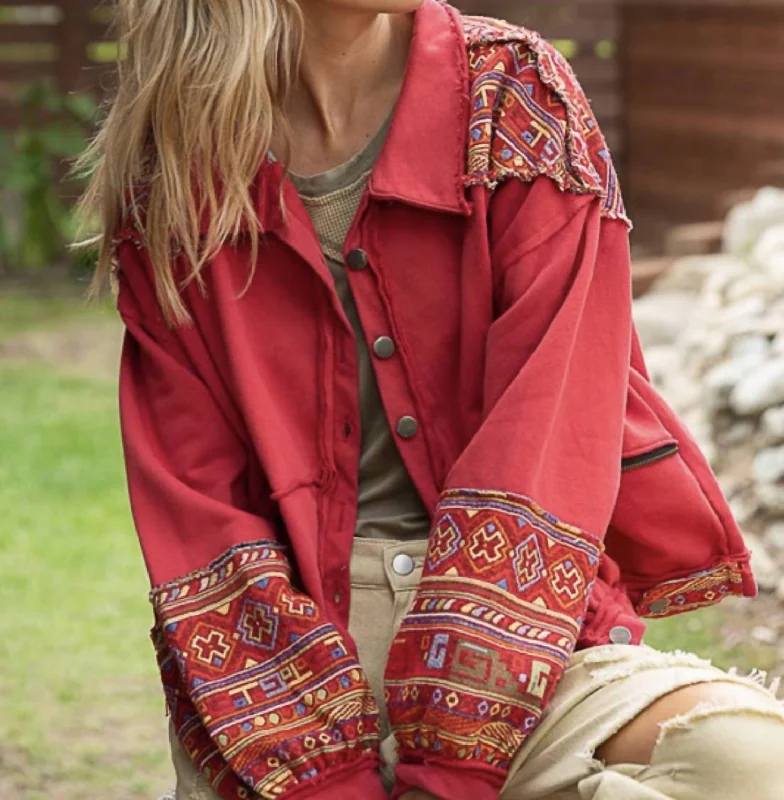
[458,13,628,224]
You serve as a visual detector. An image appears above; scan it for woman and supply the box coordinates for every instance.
[73,1,784,798]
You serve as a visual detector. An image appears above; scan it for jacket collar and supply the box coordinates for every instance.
[368,0,470,215]
[247,0,470,233]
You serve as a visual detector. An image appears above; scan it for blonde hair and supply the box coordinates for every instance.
[71,0,304,323]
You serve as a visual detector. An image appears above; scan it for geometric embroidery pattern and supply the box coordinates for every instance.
[385,488,602,783]
[189,624,233,668]
[462,16,630,228]
[467,520,510,572]
[513,533,545,592]
[237,599,279,651]
[150,542,380,800]
[426,513,463,570]
[635,560,748,618]
[550,556,587,609]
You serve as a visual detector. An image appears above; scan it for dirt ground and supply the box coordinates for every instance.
[0,319,124,382]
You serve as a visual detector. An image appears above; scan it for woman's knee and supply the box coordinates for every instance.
[595,680,781,767]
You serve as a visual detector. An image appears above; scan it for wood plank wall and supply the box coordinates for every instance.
[622,1,784,247]
[0,0,114,130]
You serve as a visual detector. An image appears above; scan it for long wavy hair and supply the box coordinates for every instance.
[71,0,305,323]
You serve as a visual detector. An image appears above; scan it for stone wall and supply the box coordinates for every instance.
[634,188,784,595]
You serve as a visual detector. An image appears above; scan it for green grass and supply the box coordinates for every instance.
[0,290,171,799]
[646,608,780,675]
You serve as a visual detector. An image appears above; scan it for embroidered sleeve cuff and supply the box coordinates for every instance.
[154,541,382,798]
[384,489,602,770]
[391,762,502,800]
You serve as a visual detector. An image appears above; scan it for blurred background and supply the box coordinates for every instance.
[1,1,783,798]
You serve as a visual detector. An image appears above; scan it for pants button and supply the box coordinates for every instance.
[392,554,415,576]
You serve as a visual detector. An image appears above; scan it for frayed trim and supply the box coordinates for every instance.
[727,666,783,699]
[583,648,714,684]
[656,698,784,747]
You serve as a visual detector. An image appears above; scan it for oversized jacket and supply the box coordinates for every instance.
[112,2,757,799]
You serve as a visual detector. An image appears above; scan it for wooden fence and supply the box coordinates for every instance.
[622,0,784,247]
[0,1,115,130]
[1,1,783,252]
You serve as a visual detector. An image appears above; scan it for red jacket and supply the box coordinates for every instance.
[113,3,756,799]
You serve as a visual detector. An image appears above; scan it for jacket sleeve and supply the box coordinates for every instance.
[385,177,633,799]
[115,241,386,800]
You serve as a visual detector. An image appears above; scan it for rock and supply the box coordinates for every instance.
[662,374,702,414]
[633,291,698,348]
[756,482,784,514]
[731,358,784,415]
[724,187,784,257]
[776,578,784,604]
[718,421,756,447]
[701,259,751,304]
[753,447,784,484]
[725,273,779,304]
[729,492,760,525]
[728,335,771,361]
[654,254,738,294]
[719,296,768,337]
[681,409,719,467]
[761,406,784,446]
[706,354,768,412]
[641,345,680,390]
[751,223,784,284]
[718,474,744,498]
[765,522,784,552]
[680,326,730,375]
[745,534,780,592]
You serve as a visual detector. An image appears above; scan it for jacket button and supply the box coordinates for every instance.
[609,625,633,645]
[392,553,415,576]
[396,416,418,439]
[346,249,368,271]
[373,336,396,359]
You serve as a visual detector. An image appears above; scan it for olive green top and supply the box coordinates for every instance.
[288,125,430,541]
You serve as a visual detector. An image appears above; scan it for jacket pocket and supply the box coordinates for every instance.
[621,442,679,473]
[605,368,753,617]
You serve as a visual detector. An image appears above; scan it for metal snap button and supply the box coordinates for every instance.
[392,554,415,576]
[346,248,368,271]
[373,336,396,359]
[609,625,633,645]
[396,416,418,439]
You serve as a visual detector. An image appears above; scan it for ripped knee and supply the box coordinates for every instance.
[654,683,784,749]
[596,680,783,768]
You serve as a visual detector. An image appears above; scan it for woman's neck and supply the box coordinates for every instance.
[281,5,414,175]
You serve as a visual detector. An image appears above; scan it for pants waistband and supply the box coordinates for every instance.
[349,537,429,591]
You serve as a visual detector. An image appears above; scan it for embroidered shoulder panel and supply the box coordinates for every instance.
[462,16,629,225]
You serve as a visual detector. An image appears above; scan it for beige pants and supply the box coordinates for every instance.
[167,538,784,799]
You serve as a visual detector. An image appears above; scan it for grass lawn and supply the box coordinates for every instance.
[0,286,777,798]
[0,289,172,800]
